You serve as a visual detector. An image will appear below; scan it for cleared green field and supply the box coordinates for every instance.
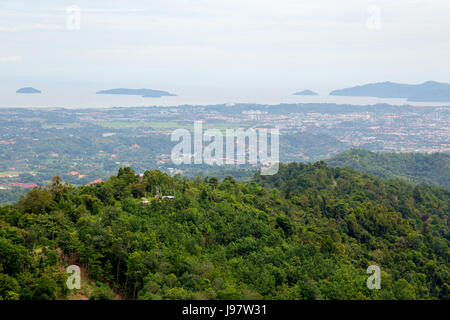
[93,121,253,131]
[93,121,185,129]
[0,170,36,178]
[42,123,82,129]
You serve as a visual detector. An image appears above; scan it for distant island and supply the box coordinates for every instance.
[330,81,450,102]
[16,87,41,94]
[96,88,177,98]
[293,90,318,96]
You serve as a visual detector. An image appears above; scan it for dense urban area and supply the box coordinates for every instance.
[1,103,448,194]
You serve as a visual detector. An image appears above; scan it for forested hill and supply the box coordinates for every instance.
[0,163,449,300]
[327,149,450,190]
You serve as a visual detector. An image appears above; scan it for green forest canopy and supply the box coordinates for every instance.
[327,149,450,190]
[0,163,449,300]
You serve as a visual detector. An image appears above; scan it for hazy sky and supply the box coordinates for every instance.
[1,0,450,90]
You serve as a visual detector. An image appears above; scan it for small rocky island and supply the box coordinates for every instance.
[293,90,318,96]
[96,88,177,98]
[16,87,42,94]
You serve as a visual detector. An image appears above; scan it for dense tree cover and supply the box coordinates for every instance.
[281,132,348,162]
[327,149,450,190]
[0,163,449,300]
[0,187,29,204]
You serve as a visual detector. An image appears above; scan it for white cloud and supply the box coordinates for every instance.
[0,25,17,32]
[1,0,450,86]
[0,56,21,62]
[90,45,233,68]
[31,23,64,30]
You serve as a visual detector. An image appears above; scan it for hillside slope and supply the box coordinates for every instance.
[0,164,449,300]
[327,149,450,190]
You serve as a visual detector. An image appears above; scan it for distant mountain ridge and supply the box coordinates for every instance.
[327,149,450,189]
[96,88,177,98]
[16,87,41,94]
[330,81,450,102]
